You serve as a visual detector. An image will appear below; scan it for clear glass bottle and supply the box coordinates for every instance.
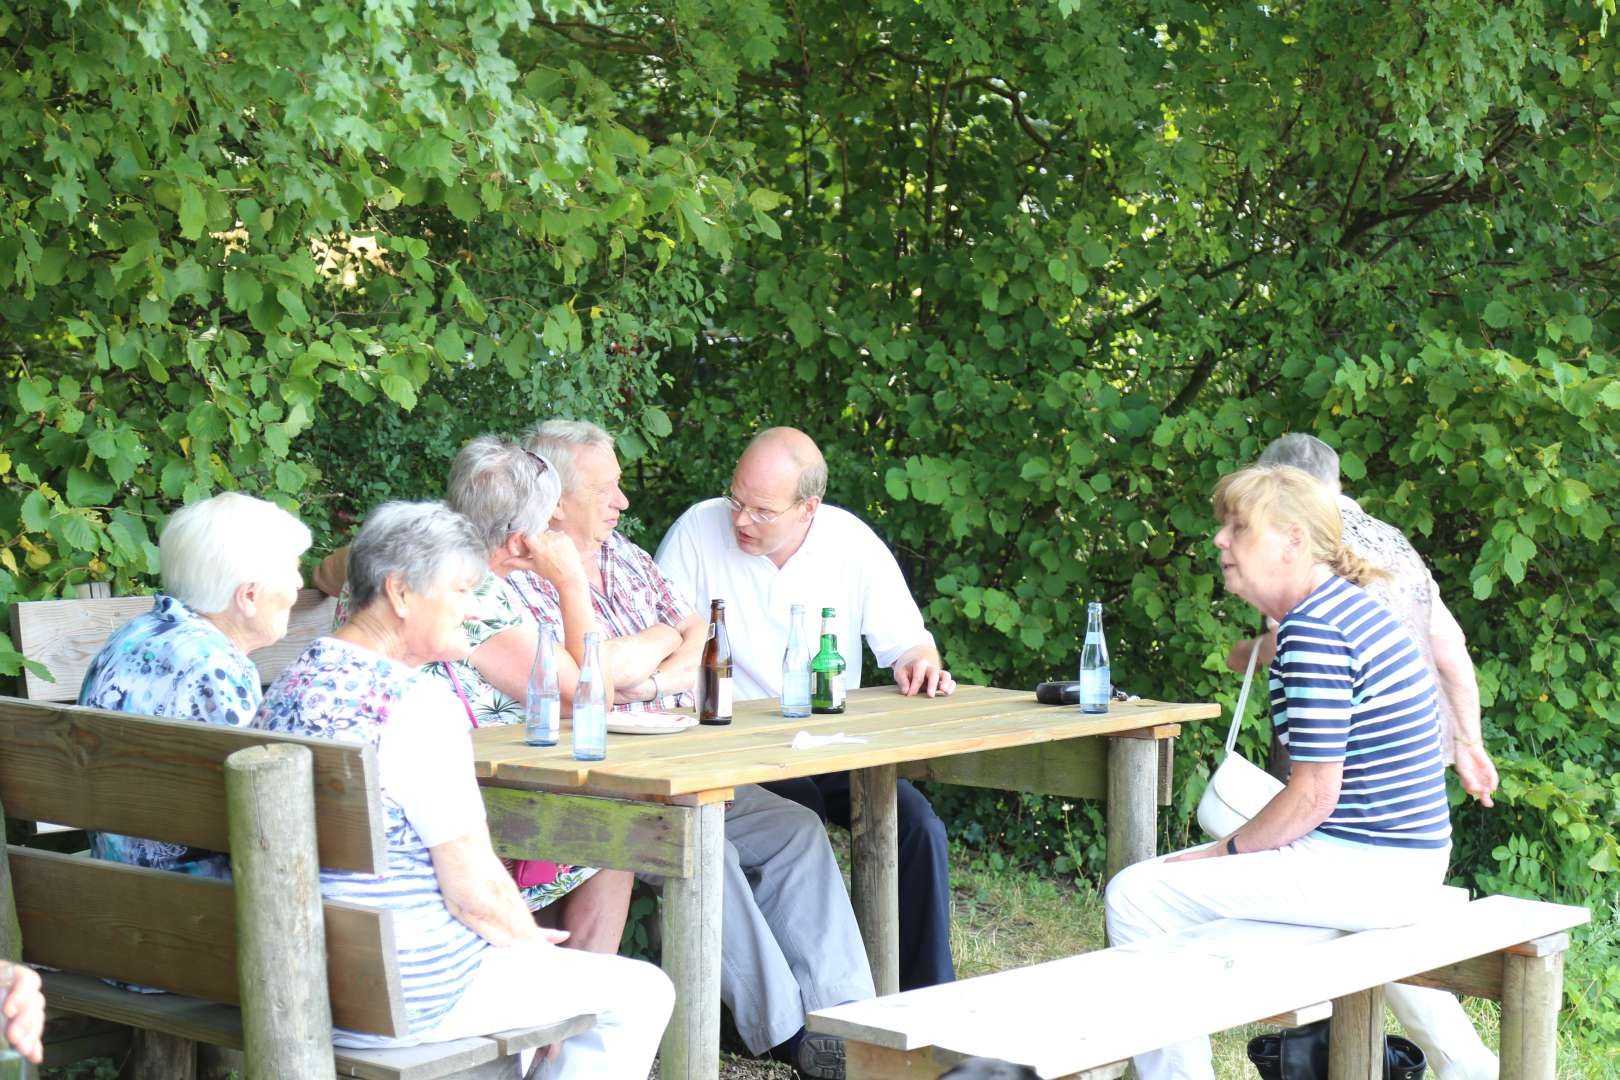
[1079,601,1111,714]
[572,631,608,761]
[811,607,847,714]
[781,604,812,718]
[525,625,561,746]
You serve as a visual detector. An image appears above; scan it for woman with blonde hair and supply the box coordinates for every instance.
[1105,465,1453,1080]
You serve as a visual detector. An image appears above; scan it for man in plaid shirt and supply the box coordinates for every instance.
[509,419,871,1080]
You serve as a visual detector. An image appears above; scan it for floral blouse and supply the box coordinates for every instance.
[1339,495,1458,763]
[335,569,594,909]
[78,593,260,879]
[254,637,486,1039]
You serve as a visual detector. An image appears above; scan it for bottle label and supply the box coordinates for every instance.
[831,674,845,708]
[715,676,733,718]
[1080,668,1110,707]
[782,672,811,710]
[526,698,560,744]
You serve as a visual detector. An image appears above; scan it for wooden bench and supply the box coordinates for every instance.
[3,591,594,1078]
[808,891,1590,1079]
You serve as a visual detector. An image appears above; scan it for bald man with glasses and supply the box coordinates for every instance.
[657,427,957,995]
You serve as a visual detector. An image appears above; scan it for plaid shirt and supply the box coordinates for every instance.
[508,531,695,712]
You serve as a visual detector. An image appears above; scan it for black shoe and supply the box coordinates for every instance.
[794,1031,846,1080]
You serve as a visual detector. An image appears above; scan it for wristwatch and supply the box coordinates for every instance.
[1225,835,1240,856]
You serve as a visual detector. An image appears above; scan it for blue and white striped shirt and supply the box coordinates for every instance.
[1270,576,1452,849]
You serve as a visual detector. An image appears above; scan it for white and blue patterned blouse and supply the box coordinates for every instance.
[254,637,487,1040]
[78,593,261,878]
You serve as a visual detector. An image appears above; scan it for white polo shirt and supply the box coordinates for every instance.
[655,498,935,702]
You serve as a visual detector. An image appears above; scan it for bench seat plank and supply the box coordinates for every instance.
[813,896,1589,1078]
[0,698,386,874]
[13,848,405,1036]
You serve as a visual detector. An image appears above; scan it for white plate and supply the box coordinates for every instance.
[607,711,699,736]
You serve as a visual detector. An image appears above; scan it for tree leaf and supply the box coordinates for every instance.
[179,183,207,240]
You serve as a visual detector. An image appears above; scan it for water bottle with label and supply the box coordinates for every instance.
[1079,601,1111,713]
[525,625,561,746]
[781,604,812,718]
[573,632,608,761]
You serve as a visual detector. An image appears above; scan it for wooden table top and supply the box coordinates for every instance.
[471,684,1218,799]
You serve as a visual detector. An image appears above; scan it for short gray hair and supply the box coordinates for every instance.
[523,419,615,496]
[446,435,561,551]
[160,493,311,613]
[347,501,487,612]
[1258,433,1341,492]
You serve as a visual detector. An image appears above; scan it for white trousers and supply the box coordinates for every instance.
[1104,834,1451,1080]
[722,783,876,1052]
[336,938,673,1080]
[1386,983,1498,1080]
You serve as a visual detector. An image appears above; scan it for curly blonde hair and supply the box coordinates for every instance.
[1211,465,1386,586]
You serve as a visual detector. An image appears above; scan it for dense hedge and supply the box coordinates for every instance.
[4,0,1616,1044]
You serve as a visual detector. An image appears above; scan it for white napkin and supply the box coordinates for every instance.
[790,730,870,750]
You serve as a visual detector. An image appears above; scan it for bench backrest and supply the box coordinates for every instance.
[9,588,336,702]
[0,697,404,1037]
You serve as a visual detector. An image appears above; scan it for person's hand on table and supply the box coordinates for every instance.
[894,646,956,697]
[0,961,45,1064]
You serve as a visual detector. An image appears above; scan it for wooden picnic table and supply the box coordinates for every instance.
[471,684,1218,1080]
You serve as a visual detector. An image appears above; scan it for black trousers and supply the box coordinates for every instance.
[761,772,955,991]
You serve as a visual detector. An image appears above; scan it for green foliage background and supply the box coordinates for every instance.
[4,0,1617,1046]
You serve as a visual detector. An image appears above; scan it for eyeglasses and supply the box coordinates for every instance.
[724,492,803,525]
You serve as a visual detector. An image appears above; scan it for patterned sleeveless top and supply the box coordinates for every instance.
[1338,495,1458,764]
[254,637,486,1037]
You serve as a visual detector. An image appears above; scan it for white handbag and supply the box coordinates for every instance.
[1196,637,1285,839]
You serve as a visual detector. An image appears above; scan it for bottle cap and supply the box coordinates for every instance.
[821,606,836,617]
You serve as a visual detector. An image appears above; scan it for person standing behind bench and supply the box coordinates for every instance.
[656,427,957,993]
[1106,465,1453,1080]
[79,492,310,879]
[510,419,876,1079]
[255,500,672,1076]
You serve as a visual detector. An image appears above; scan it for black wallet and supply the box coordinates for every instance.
[1035,680,1082,705]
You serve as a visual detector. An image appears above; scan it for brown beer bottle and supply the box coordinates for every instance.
[698,599,734,725]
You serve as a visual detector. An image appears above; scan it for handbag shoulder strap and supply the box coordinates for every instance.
[1224,634,1262,754]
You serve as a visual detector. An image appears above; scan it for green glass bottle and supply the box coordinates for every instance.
[810,606,846,714]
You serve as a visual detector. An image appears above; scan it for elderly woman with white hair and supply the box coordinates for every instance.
[318,435,633,953]
[79,491,311,877]
[255,501,671,1074]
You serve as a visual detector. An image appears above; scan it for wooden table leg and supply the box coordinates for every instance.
[660,800,724,1080]
[850,764,900,996]
[1500,948,1564,1079]
[1104,735,1159,884]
